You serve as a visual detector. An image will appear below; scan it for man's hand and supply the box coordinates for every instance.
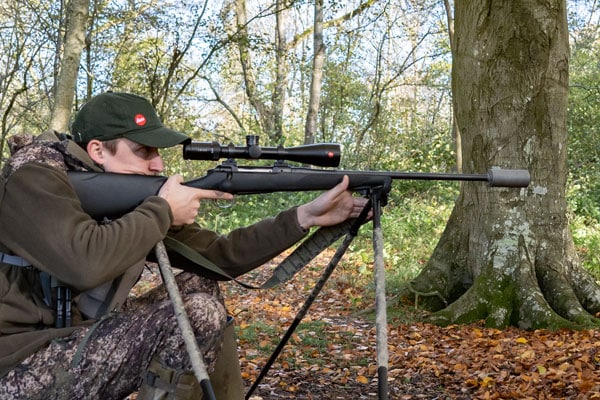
[296,175,370,230]
[158,175,233,226]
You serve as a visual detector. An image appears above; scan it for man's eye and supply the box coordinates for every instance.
[138,147,159,159]
[135,148,149,157]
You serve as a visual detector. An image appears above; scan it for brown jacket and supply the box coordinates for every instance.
[0,131,307,376]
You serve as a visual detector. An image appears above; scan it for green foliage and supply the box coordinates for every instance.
[566,22,600,278]
[294,321,329,352]
[567,26,600,222]
[333,184,457,295]
[570,213,600,279]
[194,191,316,232]
[195,180,457,292]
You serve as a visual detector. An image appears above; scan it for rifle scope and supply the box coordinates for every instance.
[183,135,341,167]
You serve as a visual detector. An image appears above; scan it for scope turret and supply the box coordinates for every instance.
[182,135,341,167]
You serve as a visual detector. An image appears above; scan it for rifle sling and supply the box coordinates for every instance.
[259,219,356,289]
[162,220,355,290]
[162,236,261,289]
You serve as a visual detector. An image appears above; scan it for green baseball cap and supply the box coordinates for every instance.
[71,92,189,148]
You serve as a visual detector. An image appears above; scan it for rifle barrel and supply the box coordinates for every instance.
[387,168,530,187]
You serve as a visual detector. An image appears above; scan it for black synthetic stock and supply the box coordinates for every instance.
[68,167,530,220]
[69,172,166,220]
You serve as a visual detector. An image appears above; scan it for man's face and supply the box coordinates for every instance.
[97,138,165,175]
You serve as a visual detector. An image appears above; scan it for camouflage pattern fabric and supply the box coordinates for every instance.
[0,272,226,400]
[4,133,90,177]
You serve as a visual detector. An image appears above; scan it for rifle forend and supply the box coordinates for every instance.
[68,165,530,221]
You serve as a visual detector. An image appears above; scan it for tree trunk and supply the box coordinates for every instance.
[405,0,600,329]
[442,0,462,173]
[50,0,90,133]
[304,0,324,145]
[234,0,275,141]
[272,0,288,144]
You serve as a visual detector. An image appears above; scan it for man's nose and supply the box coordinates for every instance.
[149,154,164,173]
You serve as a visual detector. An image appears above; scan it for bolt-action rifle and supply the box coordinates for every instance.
[67,135,530,400]
[69,135,529,221]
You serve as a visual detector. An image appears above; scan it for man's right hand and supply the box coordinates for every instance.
[158,175,233,226]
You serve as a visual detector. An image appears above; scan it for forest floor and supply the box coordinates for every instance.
[221,249,600,400]
[134,249,600,399]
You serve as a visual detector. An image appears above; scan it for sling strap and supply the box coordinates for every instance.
[163,219,356,290]
[0,252,31,267]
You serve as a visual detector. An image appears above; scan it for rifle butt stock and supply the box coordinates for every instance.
[68,172,167,220]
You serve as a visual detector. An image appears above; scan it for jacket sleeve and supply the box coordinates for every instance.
[169,207,308,278]
[0,163,173,290]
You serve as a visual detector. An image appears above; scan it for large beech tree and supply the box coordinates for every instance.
[406,0,600,329]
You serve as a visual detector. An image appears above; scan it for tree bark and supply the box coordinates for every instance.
[304,0,324,145]
[50,0,90,133]
[234,0,275,140]
[443,0,462,172]
[405,0,600,329]
[272,0,288,144]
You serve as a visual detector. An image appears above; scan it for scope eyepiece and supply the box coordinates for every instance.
[183,135,341,167]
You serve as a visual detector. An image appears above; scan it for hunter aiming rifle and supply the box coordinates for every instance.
[68,135,530,400]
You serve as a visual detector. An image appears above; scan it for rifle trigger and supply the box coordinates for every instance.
[212,197,235,209]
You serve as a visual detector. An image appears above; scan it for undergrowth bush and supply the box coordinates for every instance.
[570,213,600,279]
[567,178,600,280]
[196,179,600,286]
[196,182,458,287]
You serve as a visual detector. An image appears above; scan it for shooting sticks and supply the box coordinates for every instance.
[155,241,217,400]
[244,187,394,399]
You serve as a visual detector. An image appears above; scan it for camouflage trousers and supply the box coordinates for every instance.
[0,272,227,400]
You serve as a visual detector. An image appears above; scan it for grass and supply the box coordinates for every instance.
[237,319,368,368]
[237,320,279,350]
[201,182,600,289]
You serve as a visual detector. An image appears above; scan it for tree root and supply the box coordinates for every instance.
[416,236,600,330]
[407,283,448,310]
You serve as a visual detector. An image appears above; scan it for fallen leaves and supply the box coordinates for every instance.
[131,252,600,398]
[397,323,600,398]
[223,249,600,399]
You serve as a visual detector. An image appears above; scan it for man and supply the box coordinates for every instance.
[0,92,367,399]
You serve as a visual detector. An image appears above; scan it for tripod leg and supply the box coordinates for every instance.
[372,191,389,400]
[245,205,371,400]
[155,241,217,400]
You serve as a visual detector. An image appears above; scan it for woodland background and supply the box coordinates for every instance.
[1,0,598,283]
[2,0,600,397]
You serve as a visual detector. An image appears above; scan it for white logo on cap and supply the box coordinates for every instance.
[134,114,147,126]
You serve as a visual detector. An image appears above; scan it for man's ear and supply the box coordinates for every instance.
[86,140,105,165]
